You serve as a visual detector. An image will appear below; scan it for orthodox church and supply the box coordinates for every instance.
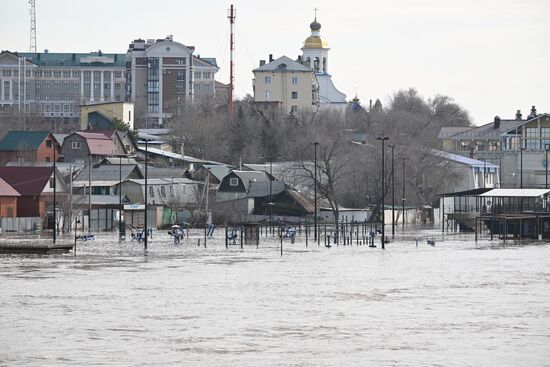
[300,16,347,109]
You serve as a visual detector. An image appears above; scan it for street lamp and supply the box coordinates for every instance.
[313,142,319,241]
[376,136,389,249]
[52,139,57,244]
[398,157,409,227]
[388,144,395,238]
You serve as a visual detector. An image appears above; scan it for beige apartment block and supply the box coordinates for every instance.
[252,55,318,114]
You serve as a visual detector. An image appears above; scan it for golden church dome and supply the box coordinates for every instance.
[303,17,329,49]
[303,36,329,49]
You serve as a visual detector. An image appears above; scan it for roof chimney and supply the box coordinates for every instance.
[297,55,302,62]
[493,116,501,129]
[530,105,537,117]
[259,60,266,67]
[269,54,273,62]
[515,109,522,120]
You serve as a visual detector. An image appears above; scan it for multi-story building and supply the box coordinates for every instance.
[439,106,550,188]
[252,55,319,114]
[0,50,125,131]
[125,36,218,128]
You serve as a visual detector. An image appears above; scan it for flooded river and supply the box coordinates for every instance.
[1,227,549,366]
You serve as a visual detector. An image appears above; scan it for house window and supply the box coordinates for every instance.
[291,91,298,99]
[46,140,52,148]
[264,76,271,84]
[149,186,154,197]
[229,177,239,186]
[265,90,271,100]
[194,72,201,78]
[175,58,186,65]
[53,70,61,78]
[291,76,298,85]
[44,70,52,77]
[203,72,211,79]
[49,178,54,188]
[114,71,122,78]
[71,141,81,149]
[161,186,166,197]
[7,207,13,217]
[63,71,71,78]
[290,105,298,113]
[45,157,50,162]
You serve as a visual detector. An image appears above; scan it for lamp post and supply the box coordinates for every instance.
[313,142,319,241]
[144,122,148,250]
[376,136,389,249]
[269,159,273,224]
[119,155,124,241]
[545,144,550,189]
[398,157,409,227]
[52,139,56,244]
[388,144,395,238]
[74,217,80,257]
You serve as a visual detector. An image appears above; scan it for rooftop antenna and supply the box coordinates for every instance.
[227,4,236,120]
[29,0,37,52]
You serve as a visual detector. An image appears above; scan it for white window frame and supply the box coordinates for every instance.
[71,141,81,149]
[229,177,239,187]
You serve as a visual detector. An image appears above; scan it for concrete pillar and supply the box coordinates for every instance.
[80,70,84,99]
[100,71,104,101]
[90,71,94,101]
[158,62,163,126]
[110,71,114,100]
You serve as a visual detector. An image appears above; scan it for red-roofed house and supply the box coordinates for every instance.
[0,177,20,218]
[0,167,66,218]
[60,132,121,163]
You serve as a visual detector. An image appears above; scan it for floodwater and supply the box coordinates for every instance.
[1,227,549,366]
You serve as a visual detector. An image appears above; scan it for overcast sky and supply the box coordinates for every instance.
[2,0,549,124]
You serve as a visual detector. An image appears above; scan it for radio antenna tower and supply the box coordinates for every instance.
[29,0,37,52]
[227,4,236,120]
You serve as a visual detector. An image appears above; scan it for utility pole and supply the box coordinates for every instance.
[227,4,236,120]
[388,144,395,238]
[376,136,389,249]
[313,142,319,241]
[88,155,92,232]
[52,141,56,244]
[398,157,409,227]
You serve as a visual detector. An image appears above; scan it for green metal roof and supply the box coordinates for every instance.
[0,131,50,151]
[17,52,125,68]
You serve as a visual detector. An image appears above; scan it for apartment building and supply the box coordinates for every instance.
[252,55,319,114]
[0,50,125,131]
[125,36,218,128]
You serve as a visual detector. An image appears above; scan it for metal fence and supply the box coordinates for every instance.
[0,217,42,233]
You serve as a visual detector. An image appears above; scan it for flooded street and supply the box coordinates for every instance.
[1,227,549,366]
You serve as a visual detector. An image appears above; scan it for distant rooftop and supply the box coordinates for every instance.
[17,51,125,68]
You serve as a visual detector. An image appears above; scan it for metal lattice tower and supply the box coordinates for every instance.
[227,4,236,120]
[29,0,37,52]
